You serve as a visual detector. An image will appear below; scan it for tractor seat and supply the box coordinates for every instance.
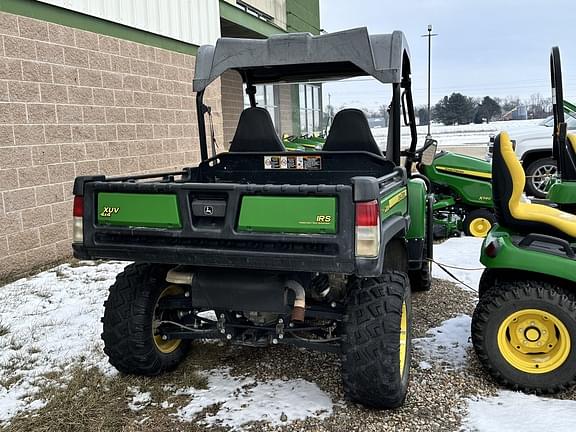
[492,131,576,239]
[323,109,384,157]
[229,107,285,152]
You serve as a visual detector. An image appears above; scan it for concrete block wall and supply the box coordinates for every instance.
[0,11,223,280]
[220,70,244,147]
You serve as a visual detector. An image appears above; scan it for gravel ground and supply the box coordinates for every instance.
[166,279,496,432]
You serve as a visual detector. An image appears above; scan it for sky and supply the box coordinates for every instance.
[319,0,576,111]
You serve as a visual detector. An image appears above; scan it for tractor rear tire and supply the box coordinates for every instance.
[342,271,412,408]
[463,209,496,238]
[102,263,190,376]
[472,279,576,393]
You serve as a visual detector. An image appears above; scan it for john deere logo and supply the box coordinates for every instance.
[100,207,120,217]
[203,205,214,216]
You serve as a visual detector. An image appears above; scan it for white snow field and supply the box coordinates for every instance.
[172,368,333,429]
[0,261,126,422]
[372,118,542,148]
[432,236,485,292]
[463,391,576,432]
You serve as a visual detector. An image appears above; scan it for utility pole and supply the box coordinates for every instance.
[421,25,438,138]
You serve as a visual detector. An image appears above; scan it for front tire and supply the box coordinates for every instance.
[463,208,496,238]
[472,280,576,393]
[102,263,190,376]
[341,271,412,408]
[525,157,557,198]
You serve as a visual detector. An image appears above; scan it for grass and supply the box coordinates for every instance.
[3,352,220,432]
[0,322,9,337]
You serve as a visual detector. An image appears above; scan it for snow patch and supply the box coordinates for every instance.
[174,368,333,429]
[0,261,127,422]
[432,237,485,292]
[128,387,152,412]
[418,361,432,370]
[463,391,576,432]
[414,314,472,370]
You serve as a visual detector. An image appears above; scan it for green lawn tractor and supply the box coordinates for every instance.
[283,135,325,152]
[72,28,434,409]
[416,142,495,238]
[472,47,576,393]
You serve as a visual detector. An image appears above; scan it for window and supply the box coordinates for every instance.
[299,84,322,135]
[244,84,278,128]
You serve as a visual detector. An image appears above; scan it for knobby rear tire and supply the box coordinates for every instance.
[342,271,412,408]
[101,263,190,376]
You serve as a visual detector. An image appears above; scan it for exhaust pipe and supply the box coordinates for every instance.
[286,280,306,322]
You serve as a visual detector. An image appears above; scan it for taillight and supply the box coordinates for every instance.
[73,196,83,217]
[72,196,83,243]
[485,240,500,258]
[355,200,380,257]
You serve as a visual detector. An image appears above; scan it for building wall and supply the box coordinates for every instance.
[286,0,320,34]
[220,70,244,147]
[36,0,220,45]
[223,0,287,30]
[278,84,294,136]
[0,11,223,280]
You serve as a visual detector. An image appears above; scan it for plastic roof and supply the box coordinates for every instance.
[193,27,411,92]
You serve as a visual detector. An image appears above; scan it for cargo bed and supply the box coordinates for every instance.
[73,152,407,275]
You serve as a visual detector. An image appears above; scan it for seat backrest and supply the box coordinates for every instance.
[323,109,383,157]
[563,133,576,179]
[492,132,524,228]
[229,107,285,153]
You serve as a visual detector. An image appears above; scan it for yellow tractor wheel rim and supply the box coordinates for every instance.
[399,301,408,378]
[469,217,492,237]
[497,308,571,374]
[153,285,183,354]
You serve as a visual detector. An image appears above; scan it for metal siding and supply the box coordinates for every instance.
[35,0,220,45]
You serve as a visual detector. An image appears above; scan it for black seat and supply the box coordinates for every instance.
[229,107,285,153]
[323,108,383,157]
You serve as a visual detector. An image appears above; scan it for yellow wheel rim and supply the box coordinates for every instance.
[153,285,183,354]
[399,301,408,378]
[497,309,571,374]
[469,217,492,237]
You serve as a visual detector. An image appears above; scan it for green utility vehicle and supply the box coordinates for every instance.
[72,28,434,408]
[417,143,495,238]
[472,47,576,393]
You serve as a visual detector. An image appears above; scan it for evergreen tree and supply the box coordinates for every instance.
[432,93,477,125]
[475,96,501,123]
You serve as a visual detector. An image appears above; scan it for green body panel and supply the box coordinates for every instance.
[406,180,427,239]
[1,0,198,55]
[548,181,576,204]
[422,152,493,207]
[432,195,456,211]
[481,226,576,283]
[97,193,181,229]
[283,140,319,152]
[237,196,337,234]
[380,187,408,220]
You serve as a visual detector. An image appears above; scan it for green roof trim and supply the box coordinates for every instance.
[0,0,198,55]
[286,0,320,35]
[219,0,287,37]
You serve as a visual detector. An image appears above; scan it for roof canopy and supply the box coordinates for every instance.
[193,27,411,92]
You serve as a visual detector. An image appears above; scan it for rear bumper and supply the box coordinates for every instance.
[73,243,356,273]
